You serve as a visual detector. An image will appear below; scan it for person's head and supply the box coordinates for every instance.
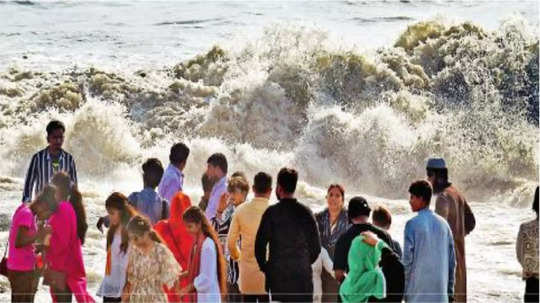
[253,172,272,198]
[182,206,227,296]
[30,185,58,220]
[533,186,539,218]
[227,176,249,206]
[409,180,432,212]
[276,167,298,200]
[46,120,65,152]
[426,158,450,194]
[348,196,371,223]
[142,158,164,189]
[105,192,137,253]
[170,143,190,170]
[231,171,247,180]
[327,184,345,214]
[50,171,72,201]
[372,205,393,230]
[51,172,87,244]
[206,153,228,180]
[183,206,209,236]
[106,192,137,227]
[126,215,163,248]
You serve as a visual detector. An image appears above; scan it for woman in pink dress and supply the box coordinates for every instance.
[30,183,94,303]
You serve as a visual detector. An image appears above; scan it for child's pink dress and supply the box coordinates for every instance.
[47,201,95,303]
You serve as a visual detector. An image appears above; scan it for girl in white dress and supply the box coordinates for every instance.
[97,192,137,302]
[179,206,227,303]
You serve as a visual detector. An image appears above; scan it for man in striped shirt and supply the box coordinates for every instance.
[22,120,77,203]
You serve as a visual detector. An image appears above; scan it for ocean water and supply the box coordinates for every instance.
[0,0,538,302]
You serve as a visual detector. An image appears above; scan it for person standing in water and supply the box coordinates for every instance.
[22,120,77,203]
[179,206,227,303]
[516,187,539,303]
[255,167,321,303]
[426,158,475,303]
[122,215,181,303]
[403,180,456,303]
[158,143,190,204]
[97,193,137,303]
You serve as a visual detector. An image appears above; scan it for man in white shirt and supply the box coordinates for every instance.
[205,153,228,220]
[158,142,190,204]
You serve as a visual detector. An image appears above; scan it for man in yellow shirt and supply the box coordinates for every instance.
[227,172,272,302]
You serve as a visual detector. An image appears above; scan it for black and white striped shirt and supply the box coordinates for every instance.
[22,147,77,202]
[211,204,240,286]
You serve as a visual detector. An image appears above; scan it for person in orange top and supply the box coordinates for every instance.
[154,192,194,302]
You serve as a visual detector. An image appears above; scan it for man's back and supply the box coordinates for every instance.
[230,197,269,262]
[128,188,168,225]
[263,199,319,265]
[404,209,455,303]
[436,185,474,302]
[436,185,474,241]
[228,197,270,295]
[255,198,321,301]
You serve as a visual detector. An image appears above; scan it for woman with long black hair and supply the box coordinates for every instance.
[179,206,227,303]
[97,193,137,302]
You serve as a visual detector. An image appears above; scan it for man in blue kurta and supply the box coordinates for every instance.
[403,180,456,302]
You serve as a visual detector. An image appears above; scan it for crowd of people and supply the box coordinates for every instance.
[4,120,539,303]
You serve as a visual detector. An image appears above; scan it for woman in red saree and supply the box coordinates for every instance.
[154,192,194,302]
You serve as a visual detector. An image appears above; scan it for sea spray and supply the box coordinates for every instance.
[0,20,537,205]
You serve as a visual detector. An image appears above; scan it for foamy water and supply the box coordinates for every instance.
[0,0,538,302]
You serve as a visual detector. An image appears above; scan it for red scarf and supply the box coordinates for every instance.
[154,192,194,302]
[185,233,206,303]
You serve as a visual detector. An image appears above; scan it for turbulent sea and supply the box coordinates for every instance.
[0,0,538,302]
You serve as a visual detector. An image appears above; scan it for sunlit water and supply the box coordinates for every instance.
[0,1,538,302]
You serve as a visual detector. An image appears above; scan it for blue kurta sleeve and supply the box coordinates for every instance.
[403,220,415,294]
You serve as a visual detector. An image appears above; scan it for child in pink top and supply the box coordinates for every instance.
[47,200,95,303]
[8,200,47,303]
[8,204,37,271]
